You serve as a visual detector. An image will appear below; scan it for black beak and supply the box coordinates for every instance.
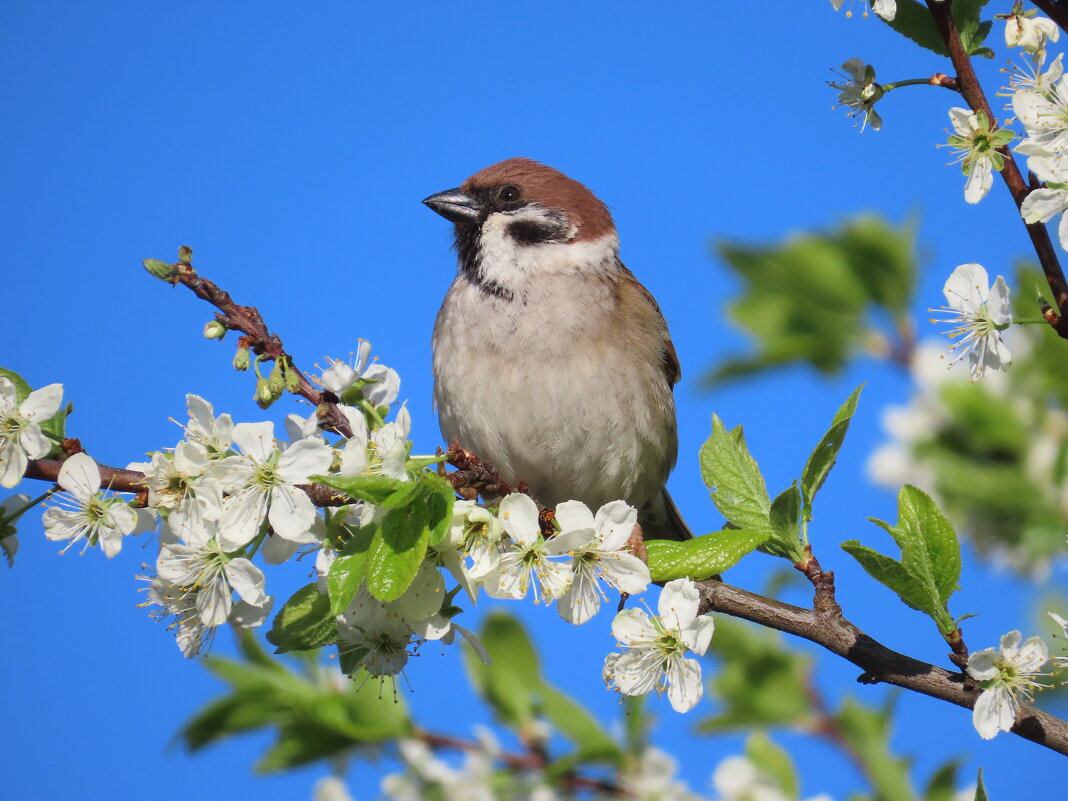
[422,188,481,224]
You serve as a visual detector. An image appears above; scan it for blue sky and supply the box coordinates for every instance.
[1,3,1065,800]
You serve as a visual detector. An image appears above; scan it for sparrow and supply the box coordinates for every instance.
[423,157,690,541]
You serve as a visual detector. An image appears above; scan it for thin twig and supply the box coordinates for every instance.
[925,0,1068,337]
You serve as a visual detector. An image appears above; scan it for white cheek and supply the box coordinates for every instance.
[476,211,619,290]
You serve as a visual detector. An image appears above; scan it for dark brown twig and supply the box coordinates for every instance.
[925,0,1068,337]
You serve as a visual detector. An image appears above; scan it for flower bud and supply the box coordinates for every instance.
[266,360,286,396]
[177,245,194,266]
[254,378,276,409]
[203,320,227,340]
[283,361,300,393]
[232,345,251,371]
[143,258,178,282]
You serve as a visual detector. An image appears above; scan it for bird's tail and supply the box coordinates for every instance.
[638,488,693,541]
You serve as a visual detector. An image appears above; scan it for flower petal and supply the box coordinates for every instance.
[498,493,540,547]
[58,452,101,500]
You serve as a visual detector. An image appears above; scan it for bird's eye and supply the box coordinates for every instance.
[498,185,522,203]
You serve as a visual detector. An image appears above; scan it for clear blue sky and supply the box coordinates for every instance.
[1,3,1064,800]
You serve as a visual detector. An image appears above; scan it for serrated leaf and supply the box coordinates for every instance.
[266,583,338,653]
[841,541,931,614]
[700,416,773,532]
[422,473,455,546]
[366,501,430,601]
[801,385,863,521]
[878,0,950,55]
[327,524,376,616]
[646,529,770,582]
[745,733,798,800]
[770,484,800,544]
[843,485,960,634]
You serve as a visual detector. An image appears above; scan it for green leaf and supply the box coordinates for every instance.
[954,0,994,55]
[834,697,916,801]
[745,733,798,800]
[366,501,430,601]
[700,416,773,532]
[181,692,280,751]
[770,484,801,544]
[539,684,620,763]
[255,720,354,773]
[311,473,421,508]
[462,612,541,729]
[877,0,950,55]
[698,617,813,732]
[842,485,960,634]
[646,529,770,582]
[974,768,988,801]
[266,583,339,653]
[801,385,863,521]
[327,525,376,616]
[422,473,456,546]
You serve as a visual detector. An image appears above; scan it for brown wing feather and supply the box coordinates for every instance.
[619,265,681,388]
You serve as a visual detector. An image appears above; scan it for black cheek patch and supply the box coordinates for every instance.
[507,217,566,245]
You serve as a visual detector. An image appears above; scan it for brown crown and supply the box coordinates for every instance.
[461,157,615,242]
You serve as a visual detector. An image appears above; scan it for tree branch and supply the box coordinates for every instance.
[925,0,1068,337]
[695,579,1068,757]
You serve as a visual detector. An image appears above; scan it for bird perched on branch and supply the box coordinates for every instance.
[424,157,690,541]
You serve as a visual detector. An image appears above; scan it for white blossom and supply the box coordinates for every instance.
[1021,153,1068,250]
[550,499,650,625]
[42,452,137,557]
[829,0,895,21]
[1004,10,1059,53]
[446,499,503,581]
[320,340,401,407]
[337,587,414,676]
[482,493,573,603]
[967,630,1049,739]
[183,394,234,456]
[0,379,62,488]
[944,108,1013,204]
[620,747,703,801]
[1013,75,1068,156]
[829,58,884,131]
[603,578,714,713]
[156,518,271,627]
[930,263,1013,381]
[1047,611,1068,666]
[712,754,832,801]
[0,493,29,567]
[215,421,333,550]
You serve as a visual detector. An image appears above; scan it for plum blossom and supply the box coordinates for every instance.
[930,263,1013,380]
[967,630,1049,739]
[215,421,333,550]
[829,58,884,131]
[550,499,650,625]
[482,493,573,603]
[944,108,1013,204]
[42,452,137,557]
[1003,7,1060,53]
[156,518,271,628]
[829,0,895,21]
[320,340,401,407]
[602,578,714,713]
[337,587,415,676]
[0,378,63,488]
[1020,153,1068,250]
[0,493,30,567]
[1012,73,1068,156]
[183,394,234,456]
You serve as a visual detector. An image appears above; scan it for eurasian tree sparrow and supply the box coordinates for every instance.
[424,158,690,541]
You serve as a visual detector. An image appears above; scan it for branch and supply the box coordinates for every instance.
[1031,0,1068,35]
[695,578,1068,757]
[925,0,1068,337]
[153,252,356,437]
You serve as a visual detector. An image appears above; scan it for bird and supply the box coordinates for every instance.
[423,157,690,541]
